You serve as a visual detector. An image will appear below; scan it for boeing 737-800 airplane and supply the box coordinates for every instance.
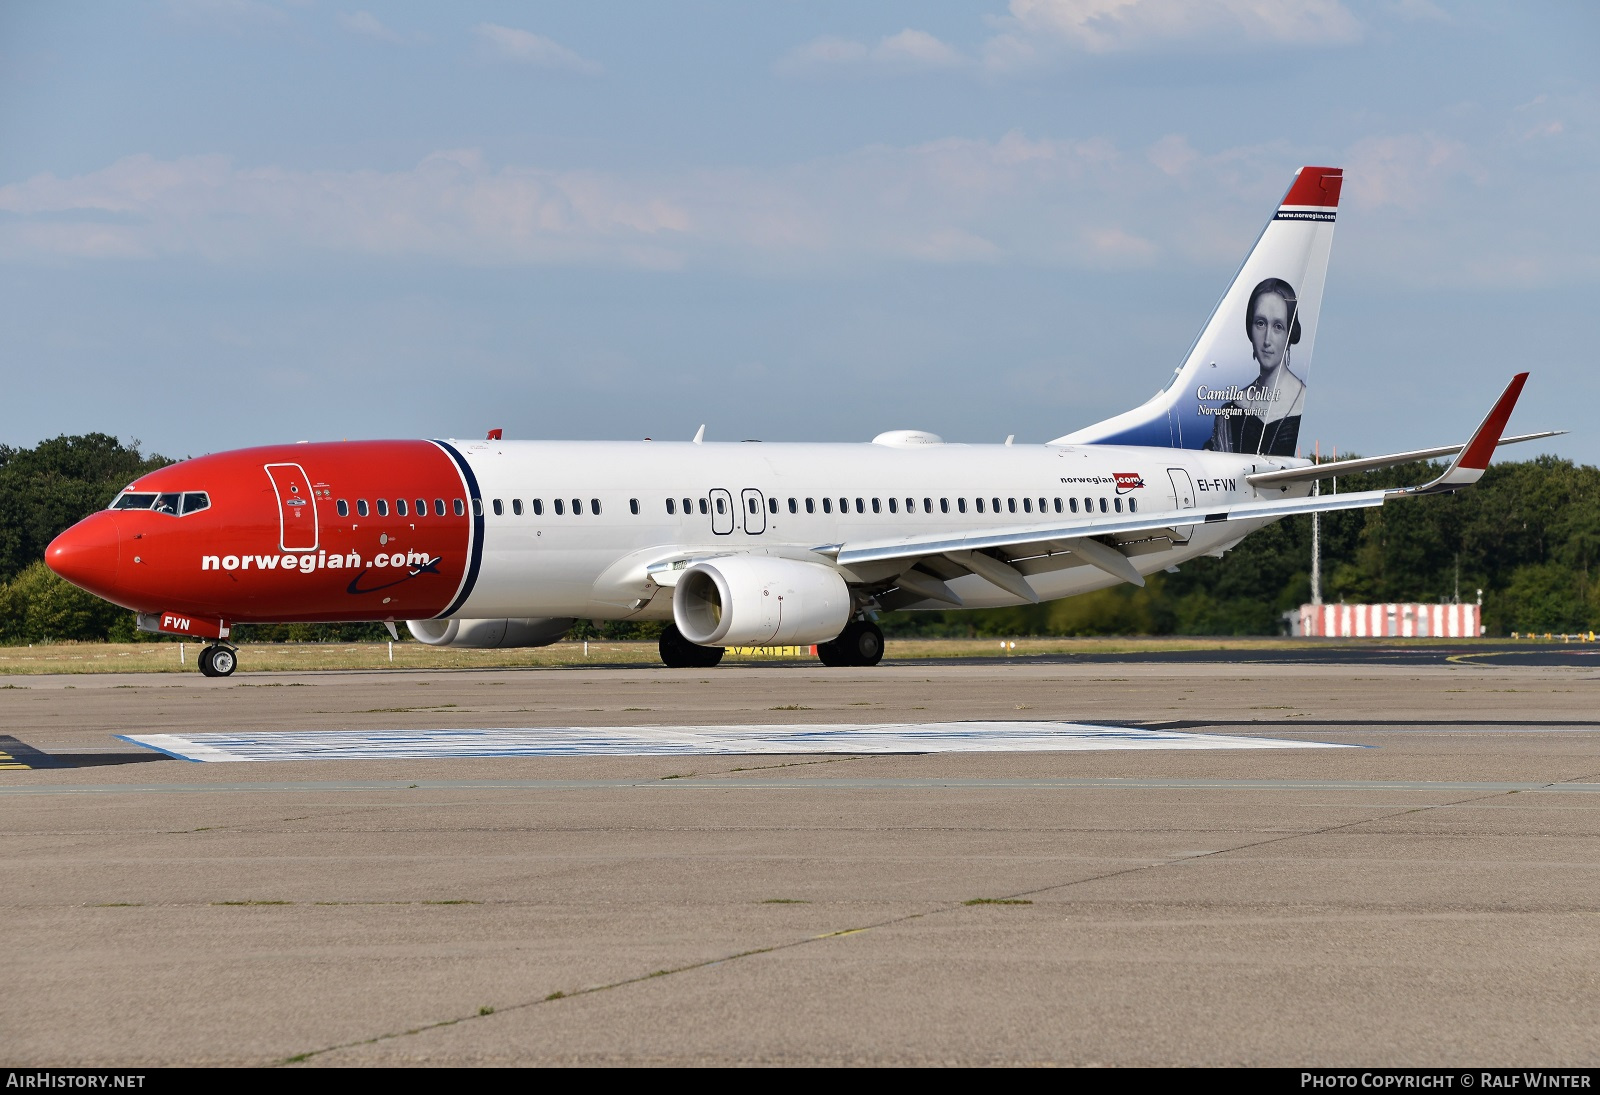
[45,166,1554,675]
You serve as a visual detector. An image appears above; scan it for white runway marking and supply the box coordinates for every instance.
[118,723,1351,763]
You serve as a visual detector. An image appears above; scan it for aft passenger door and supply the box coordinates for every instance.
[264,463,319,551]
[1167,468,1195,545]
[741,488,766,535]
[709,488,735,535]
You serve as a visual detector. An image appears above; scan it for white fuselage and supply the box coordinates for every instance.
[451,437,1306,620]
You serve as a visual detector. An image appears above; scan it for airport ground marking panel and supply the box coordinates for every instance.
[117,722,1353,762]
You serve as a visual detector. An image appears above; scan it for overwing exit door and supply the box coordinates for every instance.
[265,463,319,551]
[709,488,734,535]
[741,488,766,534]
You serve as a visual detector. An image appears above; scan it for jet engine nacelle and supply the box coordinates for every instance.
[406,617,575,648]
[673,556,851,647]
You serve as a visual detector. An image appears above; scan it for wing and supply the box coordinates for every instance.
[830,374,1536,605]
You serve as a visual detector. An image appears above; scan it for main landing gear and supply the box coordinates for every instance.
[817,620,884,667]
[197,644,238,678]
[658,624,725,669]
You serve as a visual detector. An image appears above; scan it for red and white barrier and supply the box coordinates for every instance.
[1291,602,1481,638]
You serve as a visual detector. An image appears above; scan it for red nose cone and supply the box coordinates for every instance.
[46,514,122,597]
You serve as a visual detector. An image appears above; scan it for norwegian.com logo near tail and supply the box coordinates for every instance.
[1055,167,1342,458]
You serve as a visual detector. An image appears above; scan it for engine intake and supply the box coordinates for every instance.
[673,557,850,647]
[406,617,575,648]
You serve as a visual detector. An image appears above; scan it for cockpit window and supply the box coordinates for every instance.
[112,490,208,516]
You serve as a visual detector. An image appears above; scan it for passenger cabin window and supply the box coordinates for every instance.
[1007,498,1016,513]
[1038,497,1047,512]
[590,499,601,515]
[698,499,708,515]
[357,499,370,517]
[492,499,503,516]
[805,498,815,514]
[871,498,881,514]
[1023,498,1033,513]
[1053,498,1063,513]
[714,497,724,515]
[838,498,847,513]
[630,499,639,515]
[397,499,408,517]
[823,498,833,514]
[769,497,778,514]
[572,498,583,515]
[683,498,692,514]
[533,499,544,515]
[748,497,758,514]
[906,498,914,512]
[376,499,389,517]
[435,499,446,516]
[957,498,967,513]
[337,499,350,517]
[417,498,427,516]
[788,498,798,514]
[471,499,482,517]
[1129,497,1138,513]
[511,499,522,516]
[554,499,565,515]
[1099,498,1108,513]
[924,498,933,513]
[666,498,677,515]
[940,498,949,513]
[888,498,897,513]
[454,499,464,516]
[1069,498,1079,513]
[976,498,986,513]
[1114,497,1123,513]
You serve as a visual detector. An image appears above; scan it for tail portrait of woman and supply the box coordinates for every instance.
[1204,277,1307,457]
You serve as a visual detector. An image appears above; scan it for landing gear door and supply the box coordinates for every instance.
[265,463,319,551]
[709,488,735,535]
[1167,468,1196,545]
[741,488,766,535]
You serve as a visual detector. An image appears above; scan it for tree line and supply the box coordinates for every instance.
[1,434,1595,644]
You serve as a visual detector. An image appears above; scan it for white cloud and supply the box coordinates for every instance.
[339,11,406,45]
[779,29,967,74]
[0,128,1590,288]
[987,0,1362,64]
[474,24,602,75]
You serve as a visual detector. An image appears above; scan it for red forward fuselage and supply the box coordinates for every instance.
[46,440,478,626]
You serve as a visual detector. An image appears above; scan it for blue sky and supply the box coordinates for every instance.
[2,1,1596,463]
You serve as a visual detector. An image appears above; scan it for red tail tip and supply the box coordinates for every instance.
[1282,166,1343,209]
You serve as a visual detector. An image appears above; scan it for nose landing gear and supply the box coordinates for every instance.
[197,644,238,678]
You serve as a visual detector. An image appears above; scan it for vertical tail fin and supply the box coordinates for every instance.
[1054,166,1342,457]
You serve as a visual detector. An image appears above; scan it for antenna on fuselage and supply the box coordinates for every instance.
[692,425,705,445]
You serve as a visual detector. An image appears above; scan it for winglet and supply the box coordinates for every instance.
[1408,373,1528,495]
